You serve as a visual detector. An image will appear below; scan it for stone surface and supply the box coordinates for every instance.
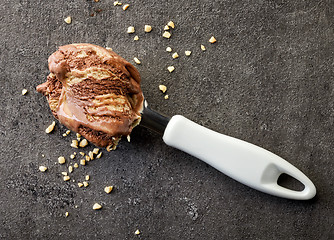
[0,0,333,239]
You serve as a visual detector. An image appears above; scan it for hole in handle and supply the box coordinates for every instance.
[277,173,305,191]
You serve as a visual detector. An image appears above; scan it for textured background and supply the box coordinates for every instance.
[0,0,333,239]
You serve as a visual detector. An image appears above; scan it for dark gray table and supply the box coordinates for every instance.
[1,0,333,239]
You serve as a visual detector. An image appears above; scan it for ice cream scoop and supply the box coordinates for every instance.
[37,44,316,200]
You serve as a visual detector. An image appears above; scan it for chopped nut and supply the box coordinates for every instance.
[71,140,78,148]
[39,166,47,172]
[62,133,67,137]
[135,229,140,235]
[185,50,192,56]
[21,89,28,95]
[209,36,217,43]
[68,166,73,173]
[80,159,86,166]
[113,1,119,6]
[133,57,141,64]
[164,95,169,100]
[88,151,94,160]
[79,139,88,148]
[64,16,72,24]
[167,21,175,29]
[85,175,90,181]
[127,26,135,33]
[172,52,179,59]
[96,152,103,159]
[76,133,81,138]
[42,154,45,157]
[63,176,70,181]
[201,45,206,51]
[83,181,89,187]
[74,163,79,168]
[127,135,131,142]
[167,66,175,72]
[78,182,83,187]
[163,31,171,39]
[45,121,56,133]
[93,148,99,155]
[117,1,122,5]
[79,152,85,156]
[66,130,71,134]
[104,186,114,194]
[70,154,75,159]
[85,155,91,161]
[159,85,167,93]
[65,212,69,217]
[58,156,66,164]
[144,25,152,32]
[93,203,102,210]
[61,172,68,176]
[164,25,169,30]
[166,47,172,52]
[122,4,129,10]
[106,47,113,51]
[73,152,77,155]
[133,35,139,41]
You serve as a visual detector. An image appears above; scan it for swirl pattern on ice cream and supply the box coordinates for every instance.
[37,43,144,148]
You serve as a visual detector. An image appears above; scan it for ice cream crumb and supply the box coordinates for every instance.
[79,139,88,148]
[209,36,217,43]
[166,47,172,52]
[134,57,141,64]
[39,166,47,172]
[134,35,139,41]
[58,156,66,164]
[185,50,192,56]
[172,52,179,59]
[45,121,56,133]
[64,16,72,24]
[127,26,135,33]
[123,4,129,10]
[63,176,70,181]
[135,229,140,235]
[21,89,28,95]
[144,25,152,32]
[163,31,171,39]
[201,45,206,51]
[167,21,175,29]
[167,66,175,72]
[164,95,169,100]
[93,203,102,210]
[71,140,78,148]
[159,85,167,93]
[80,159,86,166]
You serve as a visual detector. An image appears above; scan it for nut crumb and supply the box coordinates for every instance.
[62,133,67,137]
[123,4,129,10]
[163,31,171,39]
[93,148,99,155]
[66,130,71,134]
[133,57,141,64]
[113,1,119,6]
[164,25,169,30]
[127,135,130,142]
[83,181,89,187]
[93,203,102,210]
[79,139,88,148]
[167,66,175,72]
[88,151,94,160]
[167,21,175,29]
[39,166,47,172]
[85,175,90,181]
[127,26,135,33]
[209,36,217,43]
[79,152,85,156]
[78,182,83,188]
[76,133,81,138]
[61,172,68,176]
[144,25,152,32]
[65,212,69,217]
[166,47,172,52]
[74,163,79,168]
[172,52,179,59]
[96,152,103,159]
[133,35,139,41]
[159,85,167,93]
[22,89,28,95]
[104,186,114,193]
[201,45,206,51]
[185,50,192,56]
[164,95,169,100]
[71,140,78,148]
[63,176,70,181]
[68,166,73,173]
[45,121,56,133]
[58,156,66,164]
[64,16,72,24]
[85,155,91,161]
[80,159,86,166]
[70,154,75,159]
[135,229,140,235]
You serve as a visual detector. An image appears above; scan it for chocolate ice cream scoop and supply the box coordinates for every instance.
[37,43,143,148]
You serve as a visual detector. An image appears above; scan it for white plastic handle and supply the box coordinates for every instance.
[163,115,316,200]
